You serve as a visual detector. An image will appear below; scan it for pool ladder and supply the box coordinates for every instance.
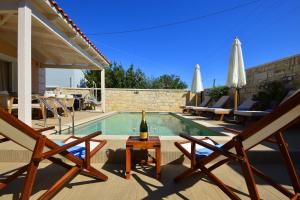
[39,97,75,135]
[55,98,75,135]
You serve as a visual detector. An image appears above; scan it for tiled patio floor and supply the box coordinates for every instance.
[0,162,298,200]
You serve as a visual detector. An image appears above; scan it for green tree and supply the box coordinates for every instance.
[110,62,125,88]
[151,74,187,89]
[81,62,187,89]
[125,65,135,88]
[134,68,148,88]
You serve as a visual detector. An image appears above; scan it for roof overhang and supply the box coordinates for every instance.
[0,0,110,70]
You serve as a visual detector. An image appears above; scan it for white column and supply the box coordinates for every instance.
[101,69,105,112]
[18,0,32,125]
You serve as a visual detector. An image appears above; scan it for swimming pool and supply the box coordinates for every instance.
[63,112,222,136]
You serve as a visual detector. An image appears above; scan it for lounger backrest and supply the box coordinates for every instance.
[280,90,296,105]
[237,96,257,110]
[225,89,300,153]
[212,96,229,108]
[200,96,211,107]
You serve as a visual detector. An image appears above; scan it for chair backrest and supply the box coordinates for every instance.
[0,107,81,163]
[199,96,211,107]
[237,96,257,111]
[0,108,49,152]
[212,96,230,108]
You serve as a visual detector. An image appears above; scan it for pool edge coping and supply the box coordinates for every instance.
[44,111,234,141]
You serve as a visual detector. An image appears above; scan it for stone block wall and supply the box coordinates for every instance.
[239,54,300,100]
[105,88,187,112]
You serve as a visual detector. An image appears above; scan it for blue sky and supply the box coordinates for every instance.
[54,0,300,88]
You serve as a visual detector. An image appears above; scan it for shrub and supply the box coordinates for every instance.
[208,86,230,101]
[253,81,290,110]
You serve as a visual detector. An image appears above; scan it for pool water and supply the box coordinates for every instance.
[63,113,221,136]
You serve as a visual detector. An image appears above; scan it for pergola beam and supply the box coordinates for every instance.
[0,12,15,26]
[41,63,98,70]
[31,7,104,70]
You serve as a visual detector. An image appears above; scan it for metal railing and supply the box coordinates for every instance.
[55,98,75,135]
[38,97,62,135]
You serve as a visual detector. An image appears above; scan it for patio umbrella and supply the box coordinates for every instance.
[226,37,246,110]
[191,64,204,106]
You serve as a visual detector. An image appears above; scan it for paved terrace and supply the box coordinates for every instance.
[0,162,298,199]
[0,111,299,199]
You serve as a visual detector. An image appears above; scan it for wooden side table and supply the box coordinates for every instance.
[126,136,161,179]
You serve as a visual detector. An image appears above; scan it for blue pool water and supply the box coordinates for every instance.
[63,113,221,136]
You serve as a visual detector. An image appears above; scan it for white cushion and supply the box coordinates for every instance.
[64,138,100,151]
[181,138,215,154]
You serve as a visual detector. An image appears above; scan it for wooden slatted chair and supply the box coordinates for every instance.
[0,108,107,200]
[174,90,300,200]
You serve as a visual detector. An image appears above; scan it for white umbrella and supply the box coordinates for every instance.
[191,64,204,106]
[226,37,246,110]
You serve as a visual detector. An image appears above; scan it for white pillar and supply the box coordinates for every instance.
[101,69,105,112]
[18,0,32,125]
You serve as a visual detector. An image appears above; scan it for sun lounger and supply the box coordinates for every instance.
[174,90,300,199]
[207,96,257,120]
[183,96,211,112]
[0,108,108,199]
[234,90,296,119]
[192,96,230,112]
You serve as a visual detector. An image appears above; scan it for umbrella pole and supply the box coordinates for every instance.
[195,94,198,106]
[233,88,238,121]
[234,88,238,110]
[200,91,203,103]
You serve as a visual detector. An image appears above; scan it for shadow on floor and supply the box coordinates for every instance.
[0,163,105,200]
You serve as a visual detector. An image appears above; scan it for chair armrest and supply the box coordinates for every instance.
[0,137,9,143]
[179,134,241,160]
[36,126,55,132]
[223,127,242,135]
[41,131,102,159]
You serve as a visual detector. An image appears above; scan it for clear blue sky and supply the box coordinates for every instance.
[55,0,300,88]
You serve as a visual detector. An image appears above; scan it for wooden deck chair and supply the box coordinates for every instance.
[174,90,300,200]
[0,108,108,200]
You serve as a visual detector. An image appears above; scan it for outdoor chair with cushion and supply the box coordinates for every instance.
[174,90,300,200]
[206,96,257,121]
[6,95,45,120]
[0,108,108,199]
[191,96,230,116]
[234,90,296,121]
[183,96,211,113]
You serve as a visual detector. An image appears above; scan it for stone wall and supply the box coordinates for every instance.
[105,88,187,112]
[239,54,300,100]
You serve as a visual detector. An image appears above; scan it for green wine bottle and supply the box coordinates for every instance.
[139,110,148,140]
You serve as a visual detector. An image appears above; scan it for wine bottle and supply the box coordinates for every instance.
[139,110,148,140]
